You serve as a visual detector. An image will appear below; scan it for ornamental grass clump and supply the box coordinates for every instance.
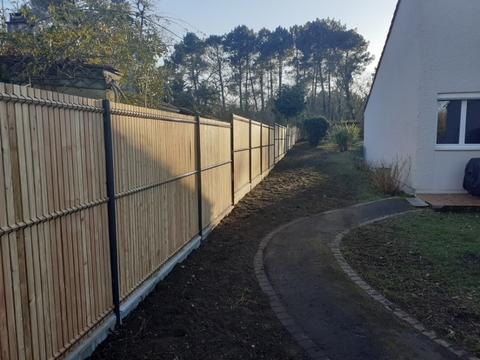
[326,123,360,152]
[358,155,411,196]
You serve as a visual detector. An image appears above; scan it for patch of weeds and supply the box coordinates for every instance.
[284,348,298,359]
[447,329,456,341]
[262,323,273,330]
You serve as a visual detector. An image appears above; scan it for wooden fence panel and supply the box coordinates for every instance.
[110,104,199,301]
[199,118,232,231]
[0,82,299,359]
[0,83,111,360]
[274,124,280,161]
[261,124,270,174]
[275,124,287,163]
[269,127,275,169]
[233,115,251,204]
[250,121,262,187]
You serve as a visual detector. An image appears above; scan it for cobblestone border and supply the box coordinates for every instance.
[331,212,480,360]
[254,217,330,360]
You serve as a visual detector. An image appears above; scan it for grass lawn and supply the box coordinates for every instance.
[317,144,386,203]
[341,210,480,356]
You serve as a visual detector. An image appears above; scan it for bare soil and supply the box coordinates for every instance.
[89,142,369,360]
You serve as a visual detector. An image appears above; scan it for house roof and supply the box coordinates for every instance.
[364,0,402,109]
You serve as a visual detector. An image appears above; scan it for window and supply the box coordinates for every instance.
[436,94,480,149]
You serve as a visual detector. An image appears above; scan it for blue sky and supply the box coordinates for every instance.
[156,0,399,73]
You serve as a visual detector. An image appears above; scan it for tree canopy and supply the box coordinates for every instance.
[166,18,373,123]
[0,9,373,117]
[0,0,168,108]
[273,84,306,123]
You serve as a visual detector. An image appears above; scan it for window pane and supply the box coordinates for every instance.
[437,100,461,144]
[465,100,480,144]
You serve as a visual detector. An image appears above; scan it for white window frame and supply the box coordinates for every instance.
[435,93,480,151]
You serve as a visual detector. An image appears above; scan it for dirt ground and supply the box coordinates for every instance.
[89,142,368,360]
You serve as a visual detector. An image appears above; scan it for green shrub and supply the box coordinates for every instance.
[303,116,329,147]
[326,123,360,152]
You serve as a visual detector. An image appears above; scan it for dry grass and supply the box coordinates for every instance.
[356,155,410,196]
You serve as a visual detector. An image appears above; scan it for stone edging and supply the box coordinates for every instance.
[254,217,330,360]
[255,205,480,360]
[331,212,480,360]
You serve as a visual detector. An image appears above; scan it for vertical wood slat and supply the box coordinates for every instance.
[7,83,28,360]
[35,88,57,357]
[0,82,18,360]
[40,88,61,355]
[52,90,71,348]
[29,87,47,359]
[74,95,88,335]
[0,112,9,357]
[19,85,42,360]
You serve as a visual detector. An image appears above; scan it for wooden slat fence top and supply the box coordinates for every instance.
[110,103,195,123]
[232,114,250,124]
[250,119,262,126]
[0,91,103,112]
[199,117,231,128]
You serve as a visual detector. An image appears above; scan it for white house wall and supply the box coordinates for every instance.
[414,0,480,193]
[365,0,480,194]
[364,0,422,192]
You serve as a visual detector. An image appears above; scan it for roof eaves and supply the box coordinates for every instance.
[364,0,402,110]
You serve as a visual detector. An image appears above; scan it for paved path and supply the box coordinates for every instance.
[255,198,476,360]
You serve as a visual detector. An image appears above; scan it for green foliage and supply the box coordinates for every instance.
[319,150,385,202]
[303,116,329,147]
[326,123,360,152]
[273,84,306,122]
[0,0,167,107]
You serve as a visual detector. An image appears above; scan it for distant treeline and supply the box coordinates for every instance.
[163,18,374,123]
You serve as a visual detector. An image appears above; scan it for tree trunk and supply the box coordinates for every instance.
[239,63,243,111]
[319,64,326,116]
[250,77,259,112]
[278,58,283,94]
[217,56,226,116]
[245,57,250,111]
[269,66,274,109]
[327,66,332,121]
[259,71,265,111]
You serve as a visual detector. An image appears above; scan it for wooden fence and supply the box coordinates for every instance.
[0,83,299,360]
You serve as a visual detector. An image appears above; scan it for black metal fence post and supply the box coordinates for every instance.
[196,115,203,238]
[260,123,263,177]
[102,99,121,328]
[249,119,252,186]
